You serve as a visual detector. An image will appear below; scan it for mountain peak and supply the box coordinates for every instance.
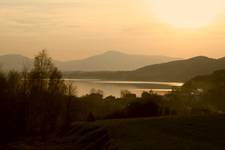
[103,50,126,55]
[188,56,213,61]
[0,54,28,58]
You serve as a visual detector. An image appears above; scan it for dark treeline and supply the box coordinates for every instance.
[0,50,75,142]
[0,50,167,143]
[168,69,225,114]
[1,50,225,143]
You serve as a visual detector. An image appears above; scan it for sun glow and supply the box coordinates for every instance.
[152,0,225,28]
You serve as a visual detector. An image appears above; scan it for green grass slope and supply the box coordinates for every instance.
[2,115,225,150]
[95,115,225,150]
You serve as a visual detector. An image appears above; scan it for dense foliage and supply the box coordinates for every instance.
[0,50,73,142]
[167,70,225,114]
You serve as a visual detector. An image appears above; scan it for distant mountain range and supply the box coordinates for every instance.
[0,51,179,71]
[56,51,179,71]
[66,56,225,82]
[3,51,224,82]
[0,54,33,71]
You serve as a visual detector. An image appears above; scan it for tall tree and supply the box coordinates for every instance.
[29,49,54,94]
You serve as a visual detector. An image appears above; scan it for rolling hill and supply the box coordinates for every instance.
[131,56,225,81]
[66,56,225,82]
[4,115,225,150]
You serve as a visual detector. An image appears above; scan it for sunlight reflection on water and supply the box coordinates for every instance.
[64,79,183,97]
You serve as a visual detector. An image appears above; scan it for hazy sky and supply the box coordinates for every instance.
[1,0,225,60]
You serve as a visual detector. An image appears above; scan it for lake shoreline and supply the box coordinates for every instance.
[63,78,183,97]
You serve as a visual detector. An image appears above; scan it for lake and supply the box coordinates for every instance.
[64,79,183,97]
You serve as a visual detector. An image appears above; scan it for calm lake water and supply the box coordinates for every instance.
[64,79,183,98]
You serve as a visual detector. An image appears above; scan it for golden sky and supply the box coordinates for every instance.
[0,0,225,60]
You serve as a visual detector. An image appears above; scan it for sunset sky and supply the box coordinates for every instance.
[1,0,225,60]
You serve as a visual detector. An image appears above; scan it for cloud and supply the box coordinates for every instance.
[0,0,85,34]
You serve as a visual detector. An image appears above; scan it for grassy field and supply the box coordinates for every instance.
[95,115,225,150]
[2,115,225,150]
